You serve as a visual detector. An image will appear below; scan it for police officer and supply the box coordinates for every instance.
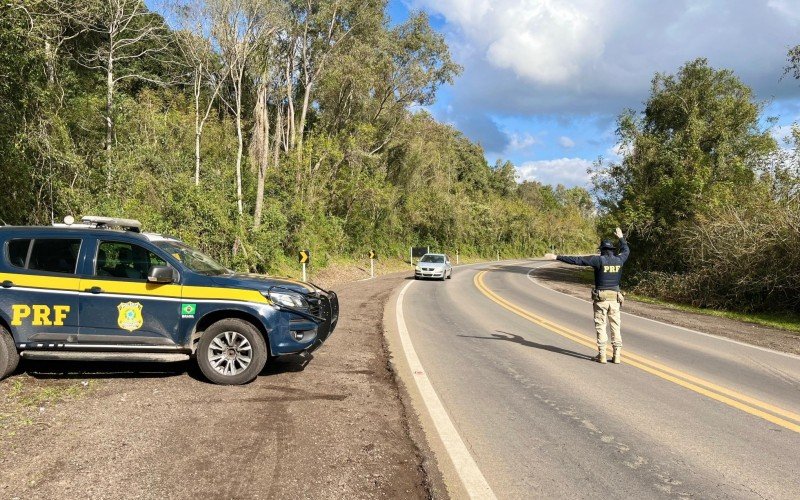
[545,228,630,364]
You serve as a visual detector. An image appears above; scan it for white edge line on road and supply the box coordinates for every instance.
[395,280,497,500]
[525,265,800,361]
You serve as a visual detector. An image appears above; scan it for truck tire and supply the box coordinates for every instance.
[196,318,268,385]
[0,326,20,380]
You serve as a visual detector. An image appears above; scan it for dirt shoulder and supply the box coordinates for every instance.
[0,274,430,499]
[533,262,800,356]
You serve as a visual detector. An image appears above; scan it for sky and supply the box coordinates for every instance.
[387,0,800,188]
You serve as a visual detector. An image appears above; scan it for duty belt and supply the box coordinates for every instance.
[592,289,621,302]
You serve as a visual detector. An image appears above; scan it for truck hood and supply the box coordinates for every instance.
[210,273,321,295]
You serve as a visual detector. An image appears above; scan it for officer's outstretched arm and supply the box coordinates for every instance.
[556,255,595,267]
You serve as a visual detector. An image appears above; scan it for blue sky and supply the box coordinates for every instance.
[388,0,800,188]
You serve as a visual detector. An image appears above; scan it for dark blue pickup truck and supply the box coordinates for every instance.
[0,216,338,384]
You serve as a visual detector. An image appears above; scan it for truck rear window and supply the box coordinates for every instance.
[27,239,81,274]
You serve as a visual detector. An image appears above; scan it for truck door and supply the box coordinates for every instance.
[78,239,182,348]
[0,237,81,346]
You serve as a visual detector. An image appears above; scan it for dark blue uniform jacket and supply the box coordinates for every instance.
[556,238,630,291]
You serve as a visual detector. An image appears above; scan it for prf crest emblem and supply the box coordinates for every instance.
[117,302,144,332]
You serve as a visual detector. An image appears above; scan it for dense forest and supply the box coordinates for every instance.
[0,0,597,273]
[593,58,800,313]
[2,1,798,316]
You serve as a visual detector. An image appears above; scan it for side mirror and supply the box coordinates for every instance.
[147,265,175,284]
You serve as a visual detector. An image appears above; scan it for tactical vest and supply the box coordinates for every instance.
[594,254,624,291]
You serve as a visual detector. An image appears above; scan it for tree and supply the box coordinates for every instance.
[592,58,777,271]
[71,0,175,171]
[785,43,800,82]
[210,0,283,216]
[173,0,228,185]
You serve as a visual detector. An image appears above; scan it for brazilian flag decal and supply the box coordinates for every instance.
[181,303,197,318]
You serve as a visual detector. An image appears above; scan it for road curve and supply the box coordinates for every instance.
[396,260,800,499]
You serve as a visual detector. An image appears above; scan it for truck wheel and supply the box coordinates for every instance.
[0,326,20,380]
[196,318,268,385]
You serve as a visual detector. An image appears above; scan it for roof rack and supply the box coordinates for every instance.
[80,216,142,233]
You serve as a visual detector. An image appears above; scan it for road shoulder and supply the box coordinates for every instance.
[533,262,800,356]
[0,273,431,499]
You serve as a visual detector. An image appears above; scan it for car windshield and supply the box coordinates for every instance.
[420,255,445,263]
[153,240,230,276]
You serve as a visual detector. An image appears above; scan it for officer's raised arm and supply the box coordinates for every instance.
[615,227,630,263]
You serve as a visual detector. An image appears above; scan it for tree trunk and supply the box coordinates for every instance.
[297,81,312,150]
[44,40,55,86]
[105,51,114,182]
[194,67,201,186]
[273,105,282,176]
[235,108,244,215]
[253,86,270,229]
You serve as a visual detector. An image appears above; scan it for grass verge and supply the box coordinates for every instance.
[570,267,800,334]
[625,293,800,335]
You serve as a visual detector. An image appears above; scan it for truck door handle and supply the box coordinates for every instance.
[1,280,13,288]
[85,286,103,294]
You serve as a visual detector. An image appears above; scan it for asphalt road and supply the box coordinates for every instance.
[397,260,800,499]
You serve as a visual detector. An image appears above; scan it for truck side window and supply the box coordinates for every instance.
[28,239,81,274]
[96,241,166,280]
[7,239,31,268]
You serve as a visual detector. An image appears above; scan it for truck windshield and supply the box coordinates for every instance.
[153,240,230,275]
[420,255,444,263]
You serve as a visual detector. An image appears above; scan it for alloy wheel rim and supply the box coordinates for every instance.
[208,331,253,376]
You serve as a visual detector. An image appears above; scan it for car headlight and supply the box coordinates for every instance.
[264,290,308,309]
[415,266,422,271]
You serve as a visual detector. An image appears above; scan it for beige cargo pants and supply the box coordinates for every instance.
[593,290,622,350]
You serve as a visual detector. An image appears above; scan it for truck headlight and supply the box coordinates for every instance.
[265,291,308,309]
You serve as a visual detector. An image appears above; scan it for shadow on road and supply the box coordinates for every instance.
[459,330,594,361]
[18,353,311,382]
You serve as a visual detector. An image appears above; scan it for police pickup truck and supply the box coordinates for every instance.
[0,217,338,385]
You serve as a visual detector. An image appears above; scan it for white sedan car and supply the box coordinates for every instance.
[414,253,453,281]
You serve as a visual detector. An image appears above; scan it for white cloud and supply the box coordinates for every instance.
[415,0,606,85]
[558,136,576,148]
[411,0,800,151]
[516,157,593,187]
[768,0,800,23]
[507,132,538,151]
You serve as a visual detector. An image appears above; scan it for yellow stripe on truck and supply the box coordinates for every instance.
[0,272,81,292]
[0,272,270,305]
[182,285,269,304]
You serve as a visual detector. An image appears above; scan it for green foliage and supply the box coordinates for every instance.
[0,0,597,276]
[594,58,778,272]
[595,58,799,313]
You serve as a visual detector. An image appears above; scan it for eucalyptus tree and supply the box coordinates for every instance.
[209,0,284,216]
[173,0,229,186]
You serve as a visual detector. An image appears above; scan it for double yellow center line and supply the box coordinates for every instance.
[474,270,800,434]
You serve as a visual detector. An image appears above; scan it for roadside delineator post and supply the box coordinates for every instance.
[369,250,376,279]
[299,249,310,281]
[456,249,459,265]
